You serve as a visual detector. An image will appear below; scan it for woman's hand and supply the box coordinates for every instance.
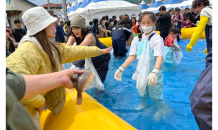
[36,102,46,111]
[101,47,112,54]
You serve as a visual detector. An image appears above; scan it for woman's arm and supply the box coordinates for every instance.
[66,36,76,46]
[154,56,163,70]
[79,33,95,46]
[121,55,136,68]
[99,26,111,33]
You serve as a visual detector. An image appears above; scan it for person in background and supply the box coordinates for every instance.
[183,8,193,22]
[169,10,173,16]
[112,15,118,26]
[137,20,141,33]
[111,18,131,58]
[192,11,200,27]
[169,8,175,16]
[6,26,19,48]
[119,15,124,22]
[91,18,100,38]
[157,6,172,40]
[104,15,109,30]
[54,18,66,43]
[155,13,160,31]
[191,8,195,16]
[60,20,65,31]
[131,16,138,34]
[164,27,181,49]
[6,30,12,57]
[108,18,114,37]
[99,19,111,38]
[124,14,132,27]
[89,21,93,28]
[182,18,192,28]
[6,68,83,130]
[171,7,184,41]
[65,20,71,42]
[6,29,15,53]
[12,19,26,43]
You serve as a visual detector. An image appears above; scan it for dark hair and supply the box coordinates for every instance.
[105,16,109,20]
[14,19,21,24]
[109,18,113,23]
[131,17,137,25]
[175,7,181,11]
[119,15,123,19]
[69,27,90,45]
[169,8,174,12]
[93,18,98,25]
[155,13,159,17]
[6,29,10,34]
[53,15,57,17]
[89,21,93,25]
[192,0,210,8]
[185,8,189,11]
[185,17,190,21]
[124,14,129,18]
[102,16,106,20]
[60,20,64,24]
[100,19,103,24]
[169,27,180,34]
[138,11,156,40]
[159,6,166,11]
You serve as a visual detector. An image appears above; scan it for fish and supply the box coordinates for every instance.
[71,69,95,105]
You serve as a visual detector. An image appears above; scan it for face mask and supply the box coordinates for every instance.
[141,26,153,33]
[103,23,105,26]
[111,22,114,25]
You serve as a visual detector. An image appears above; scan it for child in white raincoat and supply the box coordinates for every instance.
[114,11,171,120]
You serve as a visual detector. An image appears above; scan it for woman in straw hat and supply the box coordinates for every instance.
[6,7,111,130]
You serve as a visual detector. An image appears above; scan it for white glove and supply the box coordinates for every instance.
[146,69,159,86]
[114,66,125,81]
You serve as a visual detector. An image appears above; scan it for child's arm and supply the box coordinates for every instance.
[154,56,163,70]
[114,36,138,81]
[170,44,179,49]
[122,55,136,68]
[114,55,136,81]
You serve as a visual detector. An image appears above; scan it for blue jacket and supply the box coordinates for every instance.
[55,25,66,43]
[91,25,100,35]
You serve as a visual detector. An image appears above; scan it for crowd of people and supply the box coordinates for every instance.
[6,0,212,129]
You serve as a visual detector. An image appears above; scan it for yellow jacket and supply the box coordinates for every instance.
[6,41,102,117]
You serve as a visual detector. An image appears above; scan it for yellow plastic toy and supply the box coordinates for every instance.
[40,89,137,130]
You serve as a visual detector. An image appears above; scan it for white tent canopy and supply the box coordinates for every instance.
[68,1,141,24]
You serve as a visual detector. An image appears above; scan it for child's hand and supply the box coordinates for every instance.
[114,66,125,81]
[101,47,112,54]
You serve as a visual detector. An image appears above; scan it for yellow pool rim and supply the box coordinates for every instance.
[40,89,137,130]
[99,27,206,47]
